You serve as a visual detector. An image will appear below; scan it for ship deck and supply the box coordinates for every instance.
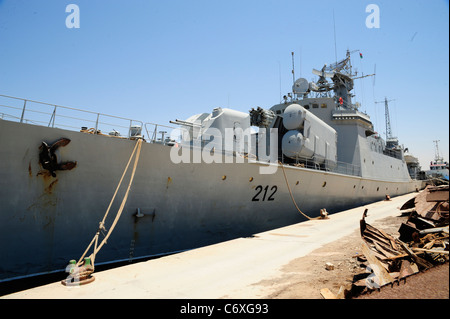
[2,192,421,300]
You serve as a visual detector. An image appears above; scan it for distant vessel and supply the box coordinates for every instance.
[404,150,425,180]
[0,50,425,282]
[427,140,449,180]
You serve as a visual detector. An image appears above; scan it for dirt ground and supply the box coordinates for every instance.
[256,214,449,299]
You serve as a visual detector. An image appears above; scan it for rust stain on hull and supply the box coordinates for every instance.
[45,179,59,194]
[36,169,59,194]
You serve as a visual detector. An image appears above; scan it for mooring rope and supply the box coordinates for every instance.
[278,161,328,220]
[77,138,143,267]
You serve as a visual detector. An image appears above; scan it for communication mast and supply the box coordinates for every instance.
[376,97,397,148]
[433,140,443,162]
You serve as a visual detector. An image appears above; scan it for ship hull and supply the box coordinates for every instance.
[0,119,423,281]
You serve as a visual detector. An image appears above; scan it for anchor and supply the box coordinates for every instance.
[38,138,77,177]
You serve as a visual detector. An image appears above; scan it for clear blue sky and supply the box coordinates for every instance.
[0,0,448,169]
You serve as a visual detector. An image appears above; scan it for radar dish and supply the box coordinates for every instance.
[292,78,309,94]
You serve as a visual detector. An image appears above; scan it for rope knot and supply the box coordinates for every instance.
[98,221,106,232]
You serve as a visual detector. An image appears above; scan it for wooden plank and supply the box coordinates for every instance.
[381,251,426,261]
[411,248,449,255]
[363,242,390,261]
[363,222,400,251]
[373,241,399,259]
[377,228,401,250]
[320,288,337,299]
[426,190,449,202]
[364,231,393,246]
[397,240,435,269]
[361,242,395,287]
[419,226,449,235]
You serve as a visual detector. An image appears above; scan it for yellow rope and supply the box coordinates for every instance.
[278,161,328,220]
[77,138,143,266]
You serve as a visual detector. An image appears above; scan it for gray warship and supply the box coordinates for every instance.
[0,51,425,282]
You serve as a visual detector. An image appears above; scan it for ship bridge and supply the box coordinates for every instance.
[266,50,410,182]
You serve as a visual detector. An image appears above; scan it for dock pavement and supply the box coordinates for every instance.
[2,192,418,299]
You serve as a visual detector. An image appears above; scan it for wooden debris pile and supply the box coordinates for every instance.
[351,185,449,296]
[398,185,449,264]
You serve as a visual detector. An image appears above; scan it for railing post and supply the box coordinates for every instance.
[52,105,57,127]
[145,123,151,141]
[95,113,100,133]
[48,105,56,127]
[152,125,158,142]
[20,100,27,123]
[127,119,132,138]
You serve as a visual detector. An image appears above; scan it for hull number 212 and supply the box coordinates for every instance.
[252,185,277,201]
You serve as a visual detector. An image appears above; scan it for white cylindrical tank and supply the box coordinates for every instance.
[283,104,306,130]
[281,104,337,165]
[282,130,314,159]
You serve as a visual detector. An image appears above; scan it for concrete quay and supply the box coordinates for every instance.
[2,192,419,299]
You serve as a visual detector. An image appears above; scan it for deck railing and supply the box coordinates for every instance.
[280,154,361,177]
[0,94,177,143]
